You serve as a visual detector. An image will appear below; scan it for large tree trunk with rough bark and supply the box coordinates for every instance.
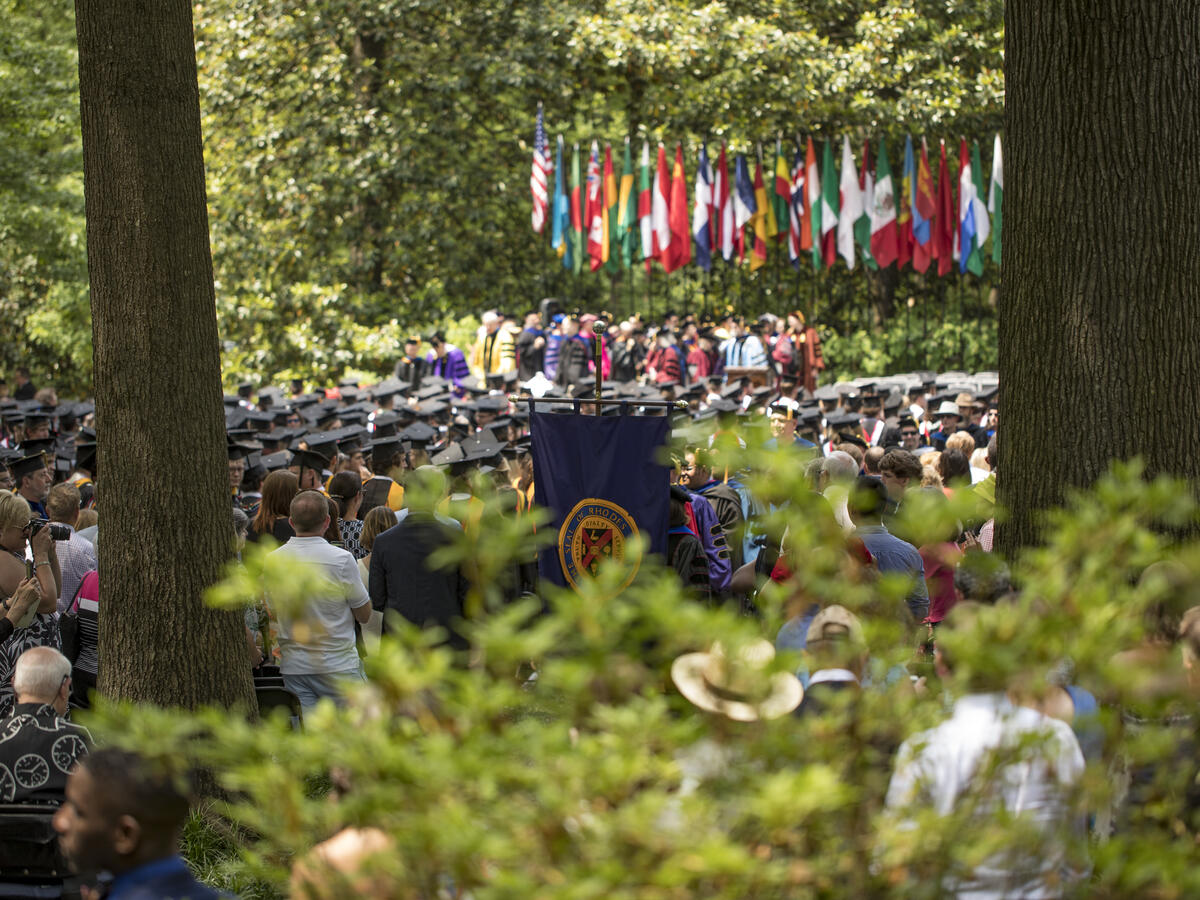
[998,0,1200,554]
[75,0,256,710]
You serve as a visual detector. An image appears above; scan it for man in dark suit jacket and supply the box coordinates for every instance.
[369,467,469,649]
[54,748,222,899]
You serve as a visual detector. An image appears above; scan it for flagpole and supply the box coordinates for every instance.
[958,270,965,368]
[593,320,604,415]
[922,275,929,371]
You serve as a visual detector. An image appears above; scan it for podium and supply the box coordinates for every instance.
[724,366,771,388]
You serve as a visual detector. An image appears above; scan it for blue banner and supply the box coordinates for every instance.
[530,409,670,589]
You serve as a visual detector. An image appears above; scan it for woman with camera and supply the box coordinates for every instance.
[0,489,62,715]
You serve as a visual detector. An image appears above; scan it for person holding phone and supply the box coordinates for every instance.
[0,489,63,716]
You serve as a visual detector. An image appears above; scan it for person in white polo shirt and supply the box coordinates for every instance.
[267,490,371,709]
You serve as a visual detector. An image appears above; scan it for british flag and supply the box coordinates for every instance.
[530,104,551,233]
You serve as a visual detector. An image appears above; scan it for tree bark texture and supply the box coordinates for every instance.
[75,0,256,709]
[998,0,1200,553]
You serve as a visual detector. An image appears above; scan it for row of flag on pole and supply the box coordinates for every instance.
[530,104,1004,278]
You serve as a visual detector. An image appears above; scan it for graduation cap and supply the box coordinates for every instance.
[369,435,406,466]
[416,401,449,419]
[430,441,465,468]
[288,447,331,473]
[483,417,513,441]
[226,436,258,461]
[719,382,746,401]
[74,442,98,474]
[472,395,508,415]
[707,398,740,414]
[9,452,48,481]
[458,376,489,396]
[399,421,438,448]
[371,378,407,401]
[21,407,53,428]
[825,412,862,430]
[372,410,403,437]
[304,406,341,429]
[328,427,367,454]
[18,438,56,459]
[260,450,291,472]
[835,431,868,450]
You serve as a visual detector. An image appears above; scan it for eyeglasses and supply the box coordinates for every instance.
[900,431,918,437]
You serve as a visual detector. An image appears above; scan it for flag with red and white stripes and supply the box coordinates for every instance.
[530,104,550,233]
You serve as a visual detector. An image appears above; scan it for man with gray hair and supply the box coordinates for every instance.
[0,646,90,804]
[821,450,859,534]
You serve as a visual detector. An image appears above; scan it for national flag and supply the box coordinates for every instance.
[773,140,791,244]
[585,141,605,271]
[531,104,550,233]
[819,139,838,268]
[988,134,1003,265]
[837,136,862,269]
[638,142,653,269]
[569,142,584,275]
[603,143,618,271]
[934,140,955,276]
[652,144,671,266]
[714,144,734,262]
[804,137,819,266]
[692,143,714,272]
[870,137,899,268]
[788,147,804,270]
[667,143,691,272]
[969,139,990,275]
[750,155,769,270]
[957,138,982,275]
[551,135,569,266]
[855,139,876,271]
[913,138,936,273]
[617,138,637,268]
[530,410,670,589]
[897,136,915,270]
[733,153,756,264]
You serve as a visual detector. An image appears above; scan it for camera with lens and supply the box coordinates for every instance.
[29,518,71,541]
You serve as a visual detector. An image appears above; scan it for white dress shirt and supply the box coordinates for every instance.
[886,693,1086,899]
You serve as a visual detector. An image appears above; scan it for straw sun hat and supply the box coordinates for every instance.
[671,639,803,722]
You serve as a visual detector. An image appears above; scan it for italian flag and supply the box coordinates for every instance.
[869,137,899,268]
[819,139,839,268]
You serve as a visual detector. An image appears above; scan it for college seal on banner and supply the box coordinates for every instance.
[558,498,641,589]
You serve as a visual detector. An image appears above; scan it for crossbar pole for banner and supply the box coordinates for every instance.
[592,321,604,415]
[513,395,688,411]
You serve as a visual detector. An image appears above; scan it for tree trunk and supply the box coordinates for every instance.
[998,0,1200,554]
[75,0,256,710]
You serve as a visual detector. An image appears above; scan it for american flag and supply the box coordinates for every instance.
[789,147,804,269]
[530,104,550,233]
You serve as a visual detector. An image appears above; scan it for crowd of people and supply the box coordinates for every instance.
[0,305,1195,898]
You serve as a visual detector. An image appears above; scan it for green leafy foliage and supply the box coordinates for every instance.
[4,1,1002,390]
[82,438,1200,899]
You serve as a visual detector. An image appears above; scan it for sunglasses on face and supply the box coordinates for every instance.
[901,431,918,437]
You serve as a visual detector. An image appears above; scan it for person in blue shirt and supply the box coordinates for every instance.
[848,475,929,622]
[54,747,222,900]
